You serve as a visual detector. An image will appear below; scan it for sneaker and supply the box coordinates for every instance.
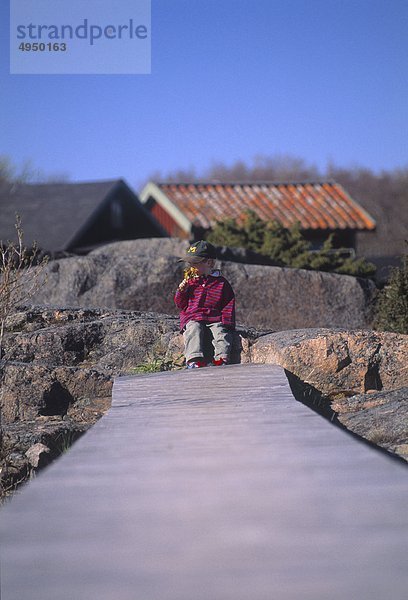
[187,360,207,369]
[211,358,227,366]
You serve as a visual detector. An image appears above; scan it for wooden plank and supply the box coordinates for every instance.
[1,364,407,600]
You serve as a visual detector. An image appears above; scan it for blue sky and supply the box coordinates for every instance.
[1,0,407,191]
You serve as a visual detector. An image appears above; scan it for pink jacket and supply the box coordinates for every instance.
[174,271,235,331]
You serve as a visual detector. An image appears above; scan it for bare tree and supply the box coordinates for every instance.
[147,154,321,185]
[0,154,70,185]
[207,154,321,182]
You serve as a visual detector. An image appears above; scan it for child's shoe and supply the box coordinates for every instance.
[211,358,227,366]
[187,360,207,369]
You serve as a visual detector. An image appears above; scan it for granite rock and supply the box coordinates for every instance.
[25,443,52,468]
[251,328,408,395]
[0,304,256,497]
[0,417,88,497]
[1,305,255,426]
[251,328,408,462]
[332,386,408,460]
[25,238,377,330]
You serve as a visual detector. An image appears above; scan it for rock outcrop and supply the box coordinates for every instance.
[0,304,258,497]
[1,417,89,496]
[1,305,256,425]
[26,238,377,330]
[4,305,184,376]
[1,306,180,425]
[332,387,408,461]
[0,305,180,496]
[251,328,408,461]
[251,328,408,395]
[2,306,406,498]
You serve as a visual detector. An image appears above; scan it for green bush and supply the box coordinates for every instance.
[207,210,376,278]
[374,251,408,334]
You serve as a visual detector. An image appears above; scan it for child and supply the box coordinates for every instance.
[174,240,235,368]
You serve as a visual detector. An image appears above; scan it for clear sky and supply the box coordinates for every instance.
[1,0,407,191]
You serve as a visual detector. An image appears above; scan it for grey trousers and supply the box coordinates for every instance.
[183,320,233,363]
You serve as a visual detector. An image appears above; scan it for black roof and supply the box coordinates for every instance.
[0,178,141,251]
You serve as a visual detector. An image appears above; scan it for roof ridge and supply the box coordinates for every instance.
[156,179,338,186]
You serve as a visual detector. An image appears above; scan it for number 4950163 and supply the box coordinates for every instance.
[19,42,67,51]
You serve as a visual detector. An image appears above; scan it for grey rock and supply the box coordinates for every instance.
[1,362,113,424]
[1,306,254,426]
[220,262,376,330]
[25,238,376,330]
[1,418,88,498]
[3,418,87,455]
[0,451,29,489]
[25,443,51,468]
[0,304,255,498]
[333,387,408,461]
[4,306,182,373]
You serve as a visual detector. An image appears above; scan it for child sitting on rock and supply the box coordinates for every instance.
[174,240,236,368]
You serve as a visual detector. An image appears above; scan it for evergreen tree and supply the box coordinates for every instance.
[242,210,266,252]
[374,250,408,334]
[206,211,376,278]
[206,216,247,250]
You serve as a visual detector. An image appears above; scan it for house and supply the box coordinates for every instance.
[0,178,165,254]
[139,181,376,250]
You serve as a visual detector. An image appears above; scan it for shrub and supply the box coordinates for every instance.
[374,250,408,334]
[207,210,376,278]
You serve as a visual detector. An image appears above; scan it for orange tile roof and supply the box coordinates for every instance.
[156,182,376,231]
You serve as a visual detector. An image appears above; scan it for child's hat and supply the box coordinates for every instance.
[178,240,217,263]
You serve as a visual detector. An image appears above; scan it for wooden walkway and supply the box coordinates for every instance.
[1,364,407,600]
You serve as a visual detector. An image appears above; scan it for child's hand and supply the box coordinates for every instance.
[178,266,199,291]
[178,279,188,291]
